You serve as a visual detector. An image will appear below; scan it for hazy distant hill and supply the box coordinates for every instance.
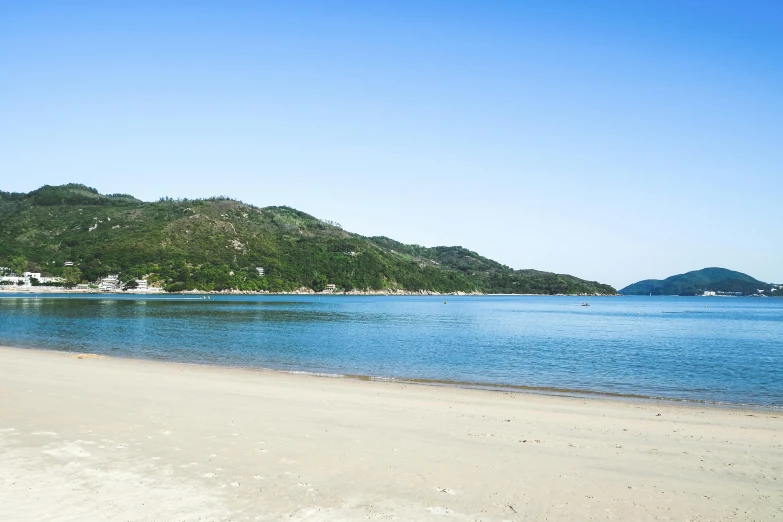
[619,268,772,296]
[0,184,616,294]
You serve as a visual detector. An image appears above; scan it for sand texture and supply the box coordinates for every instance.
[0,346,781,521]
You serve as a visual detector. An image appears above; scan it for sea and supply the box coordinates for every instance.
[1,293,781,407]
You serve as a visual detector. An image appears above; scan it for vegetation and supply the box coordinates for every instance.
[0,184,617,294]
[619,268,773,296]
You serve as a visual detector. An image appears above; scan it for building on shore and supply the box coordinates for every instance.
[99,275,121,291]
[1,273,64,286]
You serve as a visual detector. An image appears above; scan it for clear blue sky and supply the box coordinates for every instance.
[1,1,781,288]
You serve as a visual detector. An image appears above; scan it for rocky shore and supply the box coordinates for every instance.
[1,286,615,297]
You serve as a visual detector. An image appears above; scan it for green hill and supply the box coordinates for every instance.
[619,268,772,296]
[0,184,616,294]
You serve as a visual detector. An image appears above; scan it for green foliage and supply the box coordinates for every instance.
[312,275,328,292]
[0,183,617,295]
[9,255,27,277]
[62,267,82,286]
[165,282,189,292]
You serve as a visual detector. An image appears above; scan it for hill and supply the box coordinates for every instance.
[0,184,616,294]
[619,268,772,296]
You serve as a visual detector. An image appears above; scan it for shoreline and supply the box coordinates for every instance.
[0,287,616,297]
[1,344,780,520]
[3,344,780,412]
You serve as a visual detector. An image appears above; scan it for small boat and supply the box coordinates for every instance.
[581,302,590,307]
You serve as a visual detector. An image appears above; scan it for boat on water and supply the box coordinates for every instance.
[581,302,590,307]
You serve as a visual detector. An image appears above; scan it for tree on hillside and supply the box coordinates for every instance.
[312,275,328,292]
[62,267,82,286]
[10,256,27,276]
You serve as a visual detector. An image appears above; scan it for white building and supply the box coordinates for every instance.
[64,260,74,267]
[325,283,336,292]
[99,275,120,291]
[702,291,716,296]
[134,279,148,290]
[0,272,64,286]
[256,267,265,276]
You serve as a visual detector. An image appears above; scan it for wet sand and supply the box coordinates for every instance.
[0,345,780,521]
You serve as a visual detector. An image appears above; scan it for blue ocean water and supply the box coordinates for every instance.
[0,294,781,406]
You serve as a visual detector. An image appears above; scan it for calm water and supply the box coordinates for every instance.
[1,294,781,406]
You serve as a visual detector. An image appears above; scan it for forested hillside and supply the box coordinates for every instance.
[0,184,616,294]
[619,268,772,296]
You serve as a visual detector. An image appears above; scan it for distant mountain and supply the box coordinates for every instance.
[620,268,772,296]
[0,184,617,295]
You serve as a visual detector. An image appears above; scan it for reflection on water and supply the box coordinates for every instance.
[0,294,781,406]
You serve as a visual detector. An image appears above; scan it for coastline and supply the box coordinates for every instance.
[1,345,781,521]
[0,286,615,297]
[1,294,780,408]
[6,343,780,412]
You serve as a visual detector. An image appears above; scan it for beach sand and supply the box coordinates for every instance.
[0,346,780,521]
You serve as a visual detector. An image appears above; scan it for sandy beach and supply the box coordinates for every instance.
[0,346,780,521]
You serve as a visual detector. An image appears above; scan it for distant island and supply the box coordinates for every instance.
[620,267,780,297]
[0,184,616,295]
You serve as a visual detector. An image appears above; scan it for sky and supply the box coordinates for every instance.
[1,1,781,289]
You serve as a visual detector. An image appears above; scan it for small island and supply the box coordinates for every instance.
[620,267,780,297]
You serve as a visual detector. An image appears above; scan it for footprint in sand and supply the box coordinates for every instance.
[426,507,453,515]
[435,488,456,495]
[43,444,92,459]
